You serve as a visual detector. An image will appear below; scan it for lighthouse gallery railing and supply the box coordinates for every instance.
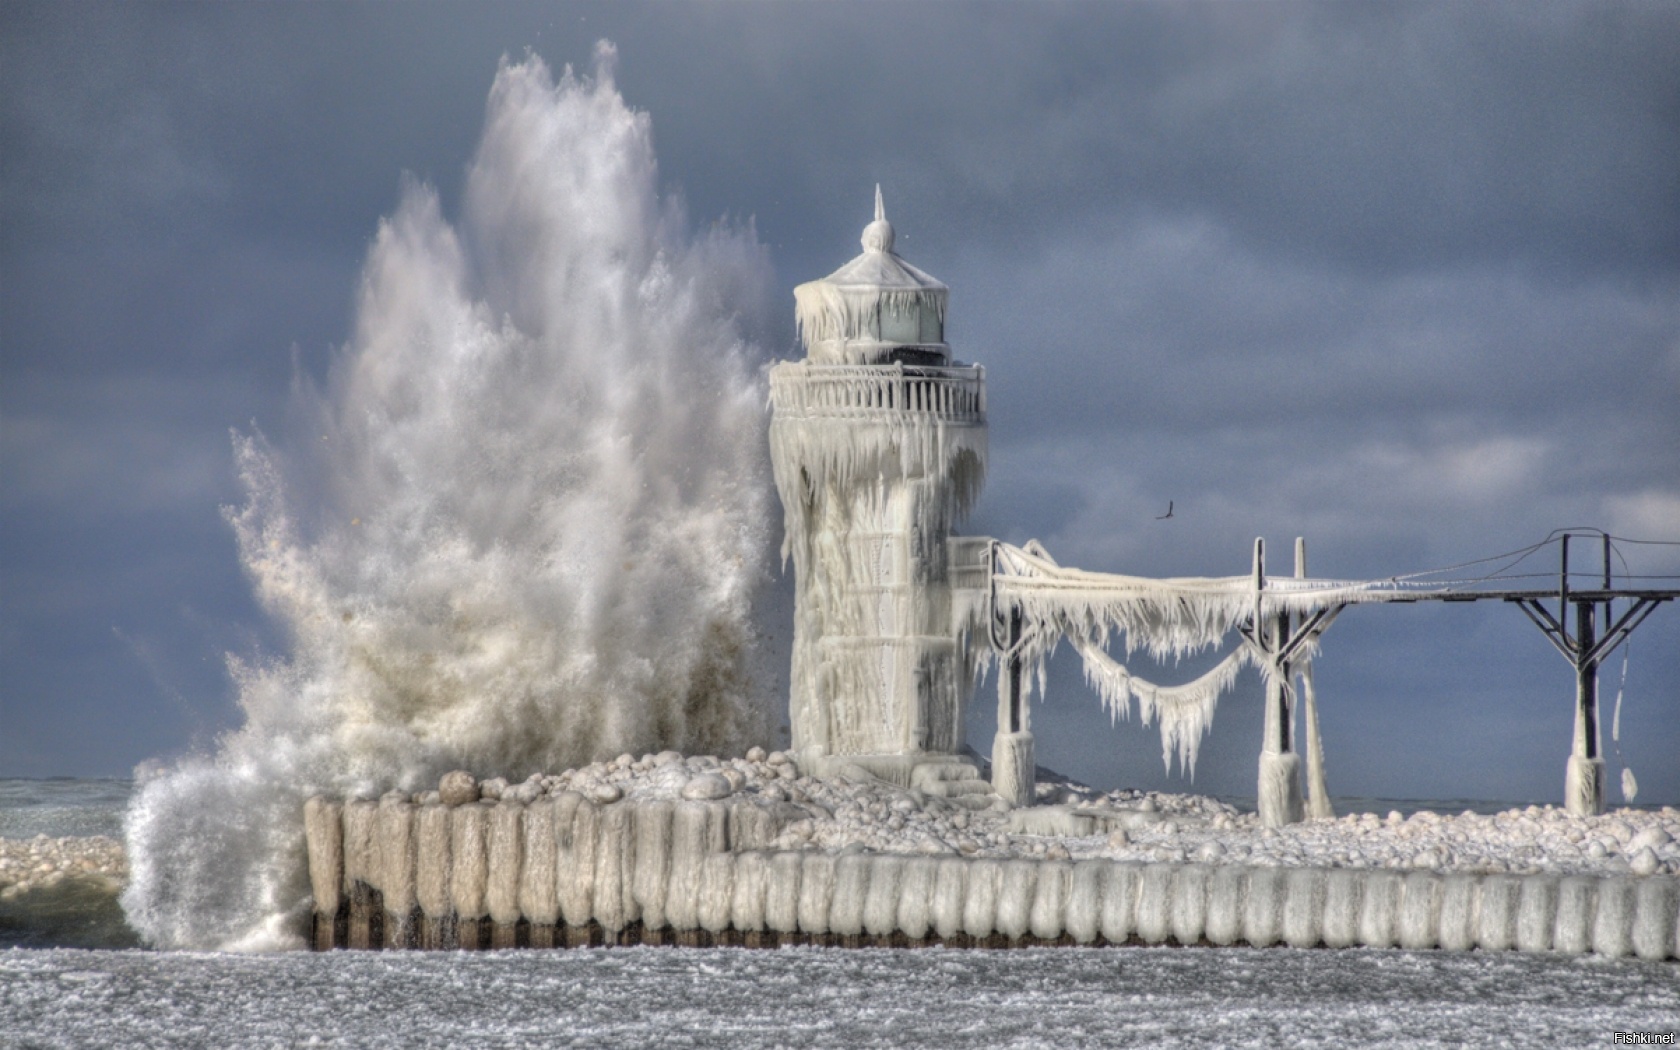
[769,363,986,423]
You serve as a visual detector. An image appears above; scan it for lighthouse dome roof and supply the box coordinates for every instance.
[793,187,949,365]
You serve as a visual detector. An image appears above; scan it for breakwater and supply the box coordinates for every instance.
[303,793,1679,959]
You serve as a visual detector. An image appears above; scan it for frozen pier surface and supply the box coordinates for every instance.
[304,794,1679,959]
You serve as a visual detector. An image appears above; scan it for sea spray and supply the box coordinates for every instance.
[123,44,777,950]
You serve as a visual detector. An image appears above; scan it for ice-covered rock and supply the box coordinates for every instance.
[681,775,735,801]
[1194,841,1226,862]
[438,771,477,807]
[586,783,624,804]
[507,777,544,805]
[1630,827,1671,852]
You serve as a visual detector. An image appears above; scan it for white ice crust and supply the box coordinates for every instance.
[381,754,1680,881]
[989,540,1447,777]
[792,187,948,366]
[304,754,1680,959]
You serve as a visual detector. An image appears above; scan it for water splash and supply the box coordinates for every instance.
[123,45,777,949]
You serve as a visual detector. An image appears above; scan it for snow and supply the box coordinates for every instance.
[360,755,1680,880]
[534,752,1680,873]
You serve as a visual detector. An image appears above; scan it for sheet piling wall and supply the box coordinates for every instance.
[303,795,1680,959]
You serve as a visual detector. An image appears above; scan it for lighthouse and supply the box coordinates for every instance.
[769,189,990,786]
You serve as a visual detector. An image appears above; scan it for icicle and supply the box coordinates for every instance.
[768,356,987,756]
[992,539,1435,672]
[1611,639,1634,803]
[1612,640,1630,744]
[1300,661,1333,818]
[1070,637,1248,778]
[983,538,1429,782]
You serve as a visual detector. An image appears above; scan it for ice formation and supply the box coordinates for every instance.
[116,46,1672,958]
[988,539,1437,778]
[770,191,987,764]
[303,755,1680,958]
[0,836,127,900]
[123,48,776,950]
[9,938,1678,1047]
[791,188,949,367]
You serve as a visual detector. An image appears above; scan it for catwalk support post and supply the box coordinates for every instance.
[991,605,1034,807]
[1253,538,1304,827]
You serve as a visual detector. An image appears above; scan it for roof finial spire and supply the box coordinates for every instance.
[862,185,894,253]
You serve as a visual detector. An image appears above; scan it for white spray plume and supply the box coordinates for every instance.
[124,45,777,950]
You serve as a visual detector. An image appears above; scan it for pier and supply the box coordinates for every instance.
[300,200,1679,961]
[986,531,1678,823]
[303,790,1680,959]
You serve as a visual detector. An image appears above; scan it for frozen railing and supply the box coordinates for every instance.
[770,363,986,423]
[948,536,992,595]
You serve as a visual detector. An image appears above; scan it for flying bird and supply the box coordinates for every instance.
[1156,501,1174,520]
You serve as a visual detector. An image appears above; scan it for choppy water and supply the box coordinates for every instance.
[1,779,139,950]
[119,46,779,953]
[0,877,137,952]
[0,778,132,840]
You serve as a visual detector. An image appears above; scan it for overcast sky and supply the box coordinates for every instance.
[3,1,1677,805]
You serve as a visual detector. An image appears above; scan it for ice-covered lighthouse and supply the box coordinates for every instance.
[769,189,991,787]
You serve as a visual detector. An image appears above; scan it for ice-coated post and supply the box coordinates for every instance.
[377,796,419,948]
[415,804,453,948]
[1562,534,1604,816]
[1255,537,1304,827]
[1565,539,1605,815]
[486,800,524,947]
[1297,537,1333,819]
[450,802,490,948]
[303,796,344,950]
[342,799,382,949]
[992,607,1034,807]
[992,726,1034,808]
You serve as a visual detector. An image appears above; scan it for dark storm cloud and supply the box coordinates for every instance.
[952,213,1680,510]
[617,3,1680,277]
[2,2,1675,799]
